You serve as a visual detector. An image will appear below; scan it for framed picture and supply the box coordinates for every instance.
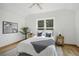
[3,21,18,34]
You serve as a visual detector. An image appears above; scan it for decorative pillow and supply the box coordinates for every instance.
[37,32,42,36]
[45,33,51,37]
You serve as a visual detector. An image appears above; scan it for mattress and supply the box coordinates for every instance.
[17,36,57,56]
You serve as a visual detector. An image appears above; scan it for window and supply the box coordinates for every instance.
[37,19,54,30]
[38,20,44,30]
[46,20,53,27]
[38,20,44,27]
[46,19,53,30]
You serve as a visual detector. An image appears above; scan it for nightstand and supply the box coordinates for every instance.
[27,33,33,38]
[56,34,64,46]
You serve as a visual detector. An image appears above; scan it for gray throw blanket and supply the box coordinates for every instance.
[31,39,55,53]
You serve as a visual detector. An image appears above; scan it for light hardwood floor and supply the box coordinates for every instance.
[0,41,79,56]
[62,45,79,56]
[0,40,23,54]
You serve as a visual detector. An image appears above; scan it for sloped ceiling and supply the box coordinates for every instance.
[0,3,79,16]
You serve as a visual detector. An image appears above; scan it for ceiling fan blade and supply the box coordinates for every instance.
[37,4,42,9]
[29,3,36,8]
[28,3,43,10]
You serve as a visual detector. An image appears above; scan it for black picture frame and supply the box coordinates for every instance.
[3,21,18,34]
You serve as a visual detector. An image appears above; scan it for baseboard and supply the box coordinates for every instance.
[64,44,79,48]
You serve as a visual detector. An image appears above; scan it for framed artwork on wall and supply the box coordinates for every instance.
[3,21,18,34]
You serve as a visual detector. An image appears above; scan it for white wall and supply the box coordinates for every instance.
[75,10,79,47]
[25,10,76,44]
[0,3,78,47]
[0,4,25,47]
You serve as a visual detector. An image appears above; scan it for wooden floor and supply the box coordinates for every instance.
[0,40,23,54]
[62,45,79,56]
[0,41,79,56]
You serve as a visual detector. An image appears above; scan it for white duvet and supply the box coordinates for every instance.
[17,36,58,56]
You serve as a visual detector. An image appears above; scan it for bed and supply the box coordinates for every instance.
[17,36,57,56]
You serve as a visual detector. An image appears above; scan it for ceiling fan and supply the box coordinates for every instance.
[29,3,42,9]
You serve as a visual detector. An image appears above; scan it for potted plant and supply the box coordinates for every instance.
[20,27,28,39]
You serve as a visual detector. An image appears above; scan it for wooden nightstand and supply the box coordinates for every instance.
[27,33,33,38]
[56,34,64,46]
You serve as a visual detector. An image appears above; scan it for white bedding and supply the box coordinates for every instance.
[17,36,57,56]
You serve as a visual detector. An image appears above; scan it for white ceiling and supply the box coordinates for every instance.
[0,3,79,15]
